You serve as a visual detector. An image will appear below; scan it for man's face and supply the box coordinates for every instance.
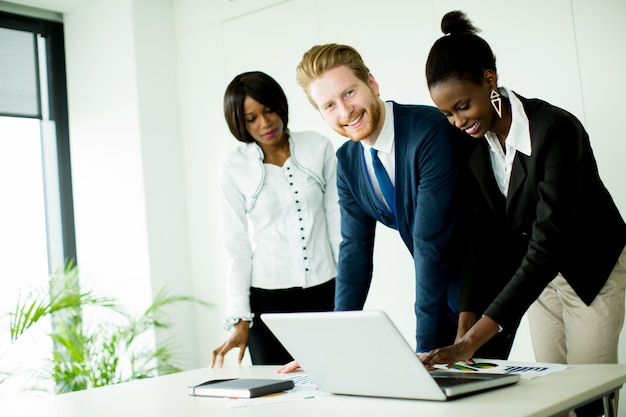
[308,65,384,144]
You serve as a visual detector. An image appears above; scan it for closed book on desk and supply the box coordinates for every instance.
[188,378,294,398]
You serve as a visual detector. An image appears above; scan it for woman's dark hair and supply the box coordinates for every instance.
[223,71,289,143]
[425,10,497,88]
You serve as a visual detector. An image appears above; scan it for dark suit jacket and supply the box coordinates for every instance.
[459,93,626,332]
[334,101,466,351]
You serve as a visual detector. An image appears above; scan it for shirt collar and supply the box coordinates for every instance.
[369,101,395,154]
[501,86,532,156]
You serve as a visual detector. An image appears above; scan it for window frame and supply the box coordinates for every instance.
[0,11,76,271]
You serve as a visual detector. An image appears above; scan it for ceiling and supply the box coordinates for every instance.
[2,0,93,14]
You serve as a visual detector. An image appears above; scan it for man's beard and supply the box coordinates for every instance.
[335,98,382,141]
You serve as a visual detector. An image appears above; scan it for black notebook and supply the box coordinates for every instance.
[188,378,295,398]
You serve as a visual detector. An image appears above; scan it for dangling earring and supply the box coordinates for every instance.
[490,89,502,118]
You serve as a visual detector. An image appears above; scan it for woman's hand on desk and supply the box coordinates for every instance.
[274,360,301,374]
[210,321,250,368]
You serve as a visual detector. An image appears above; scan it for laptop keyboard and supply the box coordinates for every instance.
[434,375,479,387]
[431,371,508,388]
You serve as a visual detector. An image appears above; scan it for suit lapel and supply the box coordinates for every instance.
[467,142,501,214]
[506,153,526,211]
[359,145,377,205]
[393,106,406,219]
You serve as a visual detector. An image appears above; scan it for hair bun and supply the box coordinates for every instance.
[441,10,480,35]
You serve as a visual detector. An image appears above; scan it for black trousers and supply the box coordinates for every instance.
[248,278,335,365]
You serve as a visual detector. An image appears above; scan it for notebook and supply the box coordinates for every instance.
[188,378,294,398]
[261,310,520,401]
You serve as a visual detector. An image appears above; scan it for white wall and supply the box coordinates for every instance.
[44,0,626,407]
[62,0,198,368]
[63,0,154,329]
[172,0,626,365]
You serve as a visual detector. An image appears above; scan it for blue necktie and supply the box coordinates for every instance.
[370,147,395,214]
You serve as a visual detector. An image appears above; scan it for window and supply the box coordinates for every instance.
[0,11,75,396]
[0,11,76,276]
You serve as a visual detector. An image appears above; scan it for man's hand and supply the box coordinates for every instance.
[419,315,501,367]
[456,311,477,343]
[419,340,475,368]
[274,360,301,374]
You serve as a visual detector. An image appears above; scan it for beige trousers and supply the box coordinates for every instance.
[528,246,626,417]
[528,246,626,365]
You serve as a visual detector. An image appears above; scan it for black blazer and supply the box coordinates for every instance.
[458,93,626,331]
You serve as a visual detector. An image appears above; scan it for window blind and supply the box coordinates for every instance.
[0,26,40,118]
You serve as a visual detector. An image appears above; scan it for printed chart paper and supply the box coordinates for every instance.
[435,359,567,380]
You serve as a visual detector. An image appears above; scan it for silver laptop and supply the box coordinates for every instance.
[261,310,520,401]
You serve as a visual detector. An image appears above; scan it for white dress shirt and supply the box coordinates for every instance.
[218,131,340,320]
[484,87,532,196]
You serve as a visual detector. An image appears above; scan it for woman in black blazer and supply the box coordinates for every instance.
[421,11,626,416]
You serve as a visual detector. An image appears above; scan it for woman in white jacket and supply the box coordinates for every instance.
[211,71,341,366]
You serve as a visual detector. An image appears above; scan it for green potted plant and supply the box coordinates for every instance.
[2,261,208,394]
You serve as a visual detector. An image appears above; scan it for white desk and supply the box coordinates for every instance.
[1,364,625,417]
